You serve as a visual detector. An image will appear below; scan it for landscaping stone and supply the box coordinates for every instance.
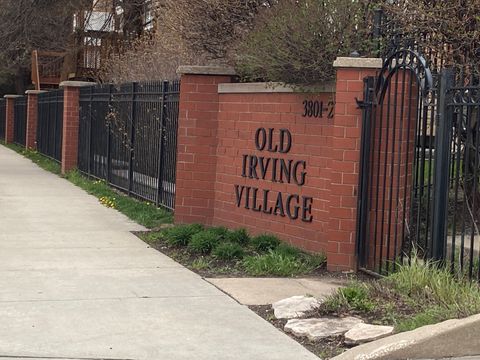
[272,295,322,319]
[285,317,364,341]
[344,323,394,345]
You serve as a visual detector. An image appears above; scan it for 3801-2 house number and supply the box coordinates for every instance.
[302,100,335,119]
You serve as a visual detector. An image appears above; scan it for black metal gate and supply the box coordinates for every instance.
[441,70,480,279]
[357,49,435,274]
[357,48,480,280]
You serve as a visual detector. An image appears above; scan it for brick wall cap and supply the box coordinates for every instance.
[177,65,236,76]
[4,94,23,98]
[59,81,96,88]
[218,82,335,94]
[333,57,383,69]
[25,90,48,95]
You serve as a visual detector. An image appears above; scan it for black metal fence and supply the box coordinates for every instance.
[78,80,180,210]
[355,8,480,279]
[0,99,6,141]
[37,89,64,162]
[357,49,437,275]
[13,97,27,146]
[442,71,480,279]
[356,46,480,281]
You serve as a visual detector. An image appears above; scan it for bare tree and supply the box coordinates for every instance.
[0,0,154,92]
[0,0,90,93]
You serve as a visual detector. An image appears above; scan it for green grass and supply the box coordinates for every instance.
[1,142,172,229]
[65,170,172,228]
[188,230,221,254]
[158,223,203,246]
[395,306,453,332]
[191,257,212,271]
[213,242,245,260]
[323,256,480,332]
[329,282,375,312]
[225,228,250,245]
[250,234,281,252]
[243,249,326,277]
[386,257,480,317]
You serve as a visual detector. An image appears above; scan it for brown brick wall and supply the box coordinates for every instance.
[26,93,39,149]
[174,74,233,225]
[212,92,334,254]
[61,87,80,174]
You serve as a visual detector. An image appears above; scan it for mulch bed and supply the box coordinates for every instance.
[134,230,331,278]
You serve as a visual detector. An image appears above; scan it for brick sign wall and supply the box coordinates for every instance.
[174,60,381,271]
[214,91,334,254]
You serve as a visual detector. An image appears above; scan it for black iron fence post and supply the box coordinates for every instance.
[106,84,113,183]
[128,82,138,195]
[356,76,375,269]
[431,68,455,261]
[87,86,93,176]
[53,90,58,161]
[156,80,169,207]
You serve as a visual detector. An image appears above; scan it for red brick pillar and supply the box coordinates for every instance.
[327,57,382,271]
[4,95,22,144]
[174,66,235,225]
[25,90,45,150]
[60,81,94,174]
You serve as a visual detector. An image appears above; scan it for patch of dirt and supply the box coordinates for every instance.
[249,305,350,359]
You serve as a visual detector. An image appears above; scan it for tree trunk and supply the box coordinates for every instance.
[14,67,27,95]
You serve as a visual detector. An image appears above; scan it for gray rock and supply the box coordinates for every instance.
[272,295,322,319]
[344,323,394,345]
[285,317,364,341]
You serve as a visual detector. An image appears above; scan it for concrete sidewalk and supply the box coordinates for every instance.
[0,146,317,360]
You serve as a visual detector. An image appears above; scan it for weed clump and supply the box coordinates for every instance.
[163,224,204,246]
[250,234,280,252]
[188,230,221,254]
[208,226,229,239]
[322,257,480,333]
[324,282,375,313]
[243,249,322,277]
[226,228,250,245]
[213,242,245,260]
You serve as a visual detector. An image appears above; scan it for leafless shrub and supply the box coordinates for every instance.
[99,0,267,82]
[382,0,480,71]
[235,0,379,84]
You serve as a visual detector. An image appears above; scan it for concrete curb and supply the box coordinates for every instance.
[332,314,480,360]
